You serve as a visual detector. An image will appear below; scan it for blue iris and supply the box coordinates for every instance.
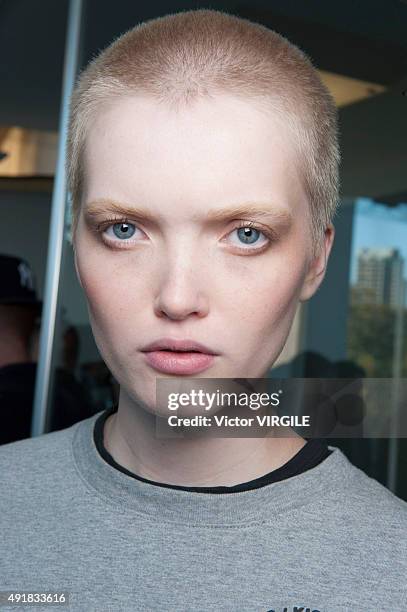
[237,227,260,244]
[112,223,136,240]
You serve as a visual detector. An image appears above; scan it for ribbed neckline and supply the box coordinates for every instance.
[72,409,354,526]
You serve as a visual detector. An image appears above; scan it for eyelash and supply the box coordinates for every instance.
[95,216,276,253]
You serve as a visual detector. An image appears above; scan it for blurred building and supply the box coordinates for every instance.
[353,247,406,308]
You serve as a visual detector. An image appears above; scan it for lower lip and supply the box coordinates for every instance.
[142,350,216,375]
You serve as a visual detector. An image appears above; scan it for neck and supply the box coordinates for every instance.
[104,393,307,488]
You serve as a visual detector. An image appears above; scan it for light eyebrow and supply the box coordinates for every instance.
[203,204,293,225]
[84,199,158,223]
[84,198,293,226]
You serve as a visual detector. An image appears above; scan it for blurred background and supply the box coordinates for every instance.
[0,0,406,499]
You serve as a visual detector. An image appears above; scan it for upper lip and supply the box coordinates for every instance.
[141,337,218,355]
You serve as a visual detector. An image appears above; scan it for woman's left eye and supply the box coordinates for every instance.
[228,225,270,249]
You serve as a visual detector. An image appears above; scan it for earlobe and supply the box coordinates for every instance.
[299,225,335,302]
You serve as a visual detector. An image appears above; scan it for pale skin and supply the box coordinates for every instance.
[73,93,335,487]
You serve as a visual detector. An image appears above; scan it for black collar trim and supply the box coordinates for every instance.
[94,404,332,494]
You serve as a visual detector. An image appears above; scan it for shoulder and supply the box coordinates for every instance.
[0,421,74,467]
[0,414,96,495]
[321,446,407,554]
[328,446,407,517]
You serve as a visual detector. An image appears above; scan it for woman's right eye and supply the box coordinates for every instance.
[98,219,147,248]
[106,222,136,238]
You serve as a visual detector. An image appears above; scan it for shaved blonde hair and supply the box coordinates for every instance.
[67,8,340,259]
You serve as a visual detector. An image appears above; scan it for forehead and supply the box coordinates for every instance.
[83,93,307,220]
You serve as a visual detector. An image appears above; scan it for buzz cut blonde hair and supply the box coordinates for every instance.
[67,8,340,259]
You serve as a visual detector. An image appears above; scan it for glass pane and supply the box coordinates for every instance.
[347,198,407,494]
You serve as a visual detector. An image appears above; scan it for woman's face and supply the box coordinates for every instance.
[74,93,333,415]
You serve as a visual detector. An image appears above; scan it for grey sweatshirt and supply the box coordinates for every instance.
[0,410,406,612]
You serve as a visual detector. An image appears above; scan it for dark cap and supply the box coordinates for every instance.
[0,254,42,312]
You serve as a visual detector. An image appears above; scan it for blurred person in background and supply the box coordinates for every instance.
[0,254,97,444]
[0,255,42,443]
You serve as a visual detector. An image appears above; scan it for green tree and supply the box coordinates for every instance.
[347,303,407,377]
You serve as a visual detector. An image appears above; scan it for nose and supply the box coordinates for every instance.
[153,254,209,321]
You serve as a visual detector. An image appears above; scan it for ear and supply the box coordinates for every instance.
[299,224,335,302]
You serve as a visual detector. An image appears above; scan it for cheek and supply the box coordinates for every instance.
[76,231,141,305]
[83,269,142,337]
[227,256,305,327]
[227,260,306,363]
[79,269,141,377]
[75,244,138,342]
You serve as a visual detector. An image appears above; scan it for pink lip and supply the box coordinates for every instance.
[141,337,219,375]
[143,350,216,375]
[141,337,218,355]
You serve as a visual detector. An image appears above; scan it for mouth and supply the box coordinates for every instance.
[141,340,218,375]
[141,338,218,355]
[159,349,201,355]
